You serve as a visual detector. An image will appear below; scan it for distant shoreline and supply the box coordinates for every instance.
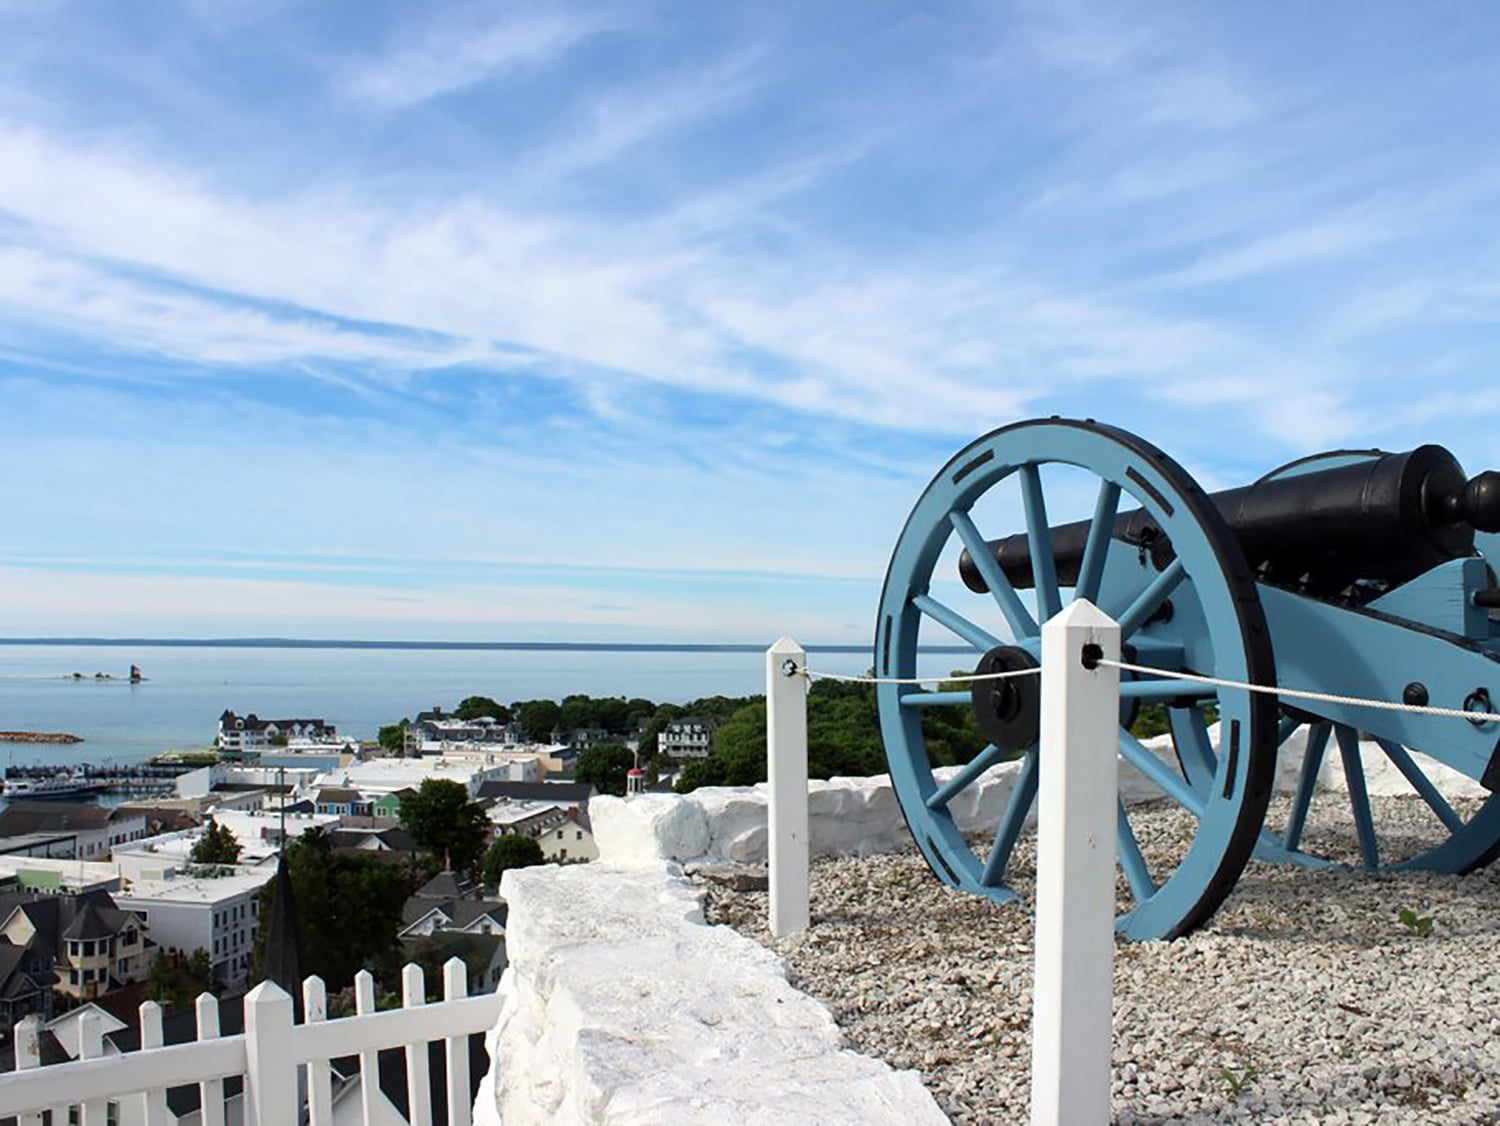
[0,638,962,654]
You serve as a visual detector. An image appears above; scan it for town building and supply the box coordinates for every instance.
[312,787,371,817]
[660,718,716,759]
[318,756,529,801]
[0,802,150,861]
[474,779,594,815]
[216,710,335,752]
[112,869,275,992]
[0,888,154,1026]
[403,707,528,754]
[535,810,598,863]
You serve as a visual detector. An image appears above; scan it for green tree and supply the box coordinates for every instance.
[399,779,491,873]
[575,743,634,796]
[252,828,414,990]
[483,834,546,886]
[145,948,217,1013]
[378,718,409,755]
[455,696,511,722]
[515,699,562,743]
[189,819,242,866]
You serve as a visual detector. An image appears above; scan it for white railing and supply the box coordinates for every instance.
[0,958,501,1126]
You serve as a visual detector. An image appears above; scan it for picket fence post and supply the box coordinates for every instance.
[244,981,297,1124]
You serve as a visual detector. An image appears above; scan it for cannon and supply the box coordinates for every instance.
[877,418,1500,940]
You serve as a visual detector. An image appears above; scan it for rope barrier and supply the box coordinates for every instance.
[796,665,1042,687]
[795,658,1500,724]
[1096,658,1500,725]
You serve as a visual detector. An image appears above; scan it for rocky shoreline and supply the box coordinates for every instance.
[703,794,1500,1124]
[0,730,84,744]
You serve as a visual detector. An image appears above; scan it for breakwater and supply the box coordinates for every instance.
[0,731,83,744]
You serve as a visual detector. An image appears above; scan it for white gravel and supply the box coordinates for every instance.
[701,795,1500,1124]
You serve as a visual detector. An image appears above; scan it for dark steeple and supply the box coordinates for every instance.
[259,860,304,1019]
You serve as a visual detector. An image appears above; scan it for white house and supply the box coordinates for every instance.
[535,812,597,863]
[0,803,149,861]
[660,718,715,759]
[112,868,275,991]
[216,710,335,752]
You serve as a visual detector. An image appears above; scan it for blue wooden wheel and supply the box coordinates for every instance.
[1247,716,1500,873]
[876,418,1279,941]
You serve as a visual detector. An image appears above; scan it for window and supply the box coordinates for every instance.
[576,831,583,840]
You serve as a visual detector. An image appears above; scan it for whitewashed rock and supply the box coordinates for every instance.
[589,793,710,866]
[481,862,948,1124]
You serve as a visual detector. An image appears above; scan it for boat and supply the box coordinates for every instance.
[1,771,109,801]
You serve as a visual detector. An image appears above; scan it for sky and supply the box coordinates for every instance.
[2,2,1500,644]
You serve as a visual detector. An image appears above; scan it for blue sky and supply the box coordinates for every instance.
[2,2,1500,643]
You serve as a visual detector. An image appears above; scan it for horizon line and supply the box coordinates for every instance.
[0,636,925,654]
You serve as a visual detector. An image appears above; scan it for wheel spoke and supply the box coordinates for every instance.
[1375,738,1465,834]
[926,745,1008,810]
[1335,724,1379,869]
[1116,800,1156,902]
[1018,464,1062,621]
[911,593,1002,652]
[1119,680,1218,702]
[1276,715,1301,745]
[1283,722,1330,851]
[1118,730,1205,816]
[1073,479,1121,606]
[949,509,1039,637]
[900,690,972,709]
[1167,705,1217,792]
[980,747,1038,887]
[1114,557,1187,637]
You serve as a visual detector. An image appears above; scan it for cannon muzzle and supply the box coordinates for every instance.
[959,445,1500,595]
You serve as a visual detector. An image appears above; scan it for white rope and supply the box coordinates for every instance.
[796,658,1500,724]
[1097,658,1500,724]
[798,665,1042,687]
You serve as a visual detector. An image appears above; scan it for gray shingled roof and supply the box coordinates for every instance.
[0,802,111,836]
[474,780,594,804]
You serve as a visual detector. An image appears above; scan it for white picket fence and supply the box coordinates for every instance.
[0,958,501,1126]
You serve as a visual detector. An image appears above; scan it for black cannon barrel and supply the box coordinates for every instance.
[959,445,1500,595]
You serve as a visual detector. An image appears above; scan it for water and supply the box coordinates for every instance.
[0,642,932,770]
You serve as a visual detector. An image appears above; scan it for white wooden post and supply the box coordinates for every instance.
[1031,600,1120,1126]
[137,1000,169,1126]
[404,963,434,1126]
[197,993,226,1126]
[356,970,380,1124]
[303,975,334,1126]
[767,636,810,938]
[79,1010,107,1126]
[443,957,474,1126]
[13,1015,44,1126]
[244,981,297,1125]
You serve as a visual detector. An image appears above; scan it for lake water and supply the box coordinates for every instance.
[0,643,955,769]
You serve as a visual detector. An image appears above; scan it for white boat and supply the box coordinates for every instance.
[2,771,108,801]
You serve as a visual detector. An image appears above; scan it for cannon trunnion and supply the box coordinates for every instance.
[878,418,1500,941]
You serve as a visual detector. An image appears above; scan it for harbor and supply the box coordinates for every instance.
[1,760,201,802]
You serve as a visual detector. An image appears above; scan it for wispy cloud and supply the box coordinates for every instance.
[344,5,617,108]
[4,2,1500,637]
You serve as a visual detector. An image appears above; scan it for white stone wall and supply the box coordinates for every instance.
[476,862,946,1125]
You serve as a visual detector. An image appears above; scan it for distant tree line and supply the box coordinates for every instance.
[380,679,1180,799]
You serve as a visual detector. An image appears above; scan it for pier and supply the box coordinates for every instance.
[2,761,199,795]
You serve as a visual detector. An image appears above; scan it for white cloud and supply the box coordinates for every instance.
[344,6,616,108]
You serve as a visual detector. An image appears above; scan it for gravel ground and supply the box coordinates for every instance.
[701,795,1500,1124]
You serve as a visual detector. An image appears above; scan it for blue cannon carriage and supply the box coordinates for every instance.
[877,418,1500,940]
